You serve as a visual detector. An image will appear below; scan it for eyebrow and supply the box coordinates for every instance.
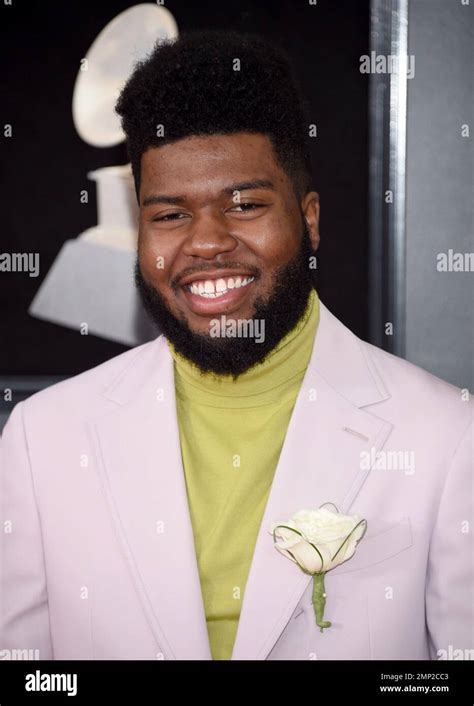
[141,179,276,208]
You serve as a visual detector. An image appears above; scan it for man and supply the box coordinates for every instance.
[1,30,472,661]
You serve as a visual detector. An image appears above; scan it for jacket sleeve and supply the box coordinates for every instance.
[0,401,53,659]
[425,415,474,659]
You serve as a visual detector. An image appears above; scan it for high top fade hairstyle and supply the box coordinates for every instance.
[114,29,314,204]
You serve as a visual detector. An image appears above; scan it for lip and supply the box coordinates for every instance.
[180,276,256,316]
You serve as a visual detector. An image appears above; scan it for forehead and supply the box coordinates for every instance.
[140,132,288,190]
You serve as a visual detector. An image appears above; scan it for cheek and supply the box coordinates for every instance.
[138,229,178,284]
[253,226,300,269]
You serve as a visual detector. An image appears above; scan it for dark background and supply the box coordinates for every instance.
[0,0,370,375]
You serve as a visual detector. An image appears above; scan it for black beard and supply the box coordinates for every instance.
[135,226,317,379]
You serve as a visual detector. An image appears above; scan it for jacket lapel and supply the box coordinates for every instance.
[230,302,393,659]
[88,337,212,660]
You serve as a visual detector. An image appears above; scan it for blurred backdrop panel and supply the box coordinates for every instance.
[368,0,472,392]
[404,0,473,391]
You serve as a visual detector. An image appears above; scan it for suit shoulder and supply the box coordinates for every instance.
[360,337,472,420]
[21,337,164,415]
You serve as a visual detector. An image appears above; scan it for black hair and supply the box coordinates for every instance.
[114,29,314,203]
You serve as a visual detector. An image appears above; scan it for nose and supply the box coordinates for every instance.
[181,210,238,260]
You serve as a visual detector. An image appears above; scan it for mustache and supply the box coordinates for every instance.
[171,262,261,289]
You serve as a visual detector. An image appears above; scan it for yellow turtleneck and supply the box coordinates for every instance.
[168,288,320,659]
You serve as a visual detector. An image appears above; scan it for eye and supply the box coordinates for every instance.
[229,203,264,212]
[152,212,188,222]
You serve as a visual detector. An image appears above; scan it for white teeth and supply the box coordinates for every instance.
[187,275,254,298]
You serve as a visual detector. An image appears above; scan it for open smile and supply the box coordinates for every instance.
[179,272,256,315]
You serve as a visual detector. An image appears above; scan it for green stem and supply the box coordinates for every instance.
[312,572,332,633]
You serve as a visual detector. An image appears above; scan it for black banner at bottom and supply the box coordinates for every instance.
[0,660,472,703]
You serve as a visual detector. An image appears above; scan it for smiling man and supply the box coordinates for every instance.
[1,30,472,663]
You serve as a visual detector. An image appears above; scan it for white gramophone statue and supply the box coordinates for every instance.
[29,3,179,345]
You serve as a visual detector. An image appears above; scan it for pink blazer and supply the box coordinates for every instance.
[1,301,472,660]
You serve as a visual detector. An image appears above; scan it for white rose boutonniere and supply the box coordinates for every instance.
[270,503,367,632]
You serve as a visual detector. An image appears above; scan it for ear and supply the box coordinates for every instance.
[301,191,320,251]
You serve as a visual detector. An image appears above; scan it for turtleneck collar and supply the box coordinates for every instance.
[167,288,320,408]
